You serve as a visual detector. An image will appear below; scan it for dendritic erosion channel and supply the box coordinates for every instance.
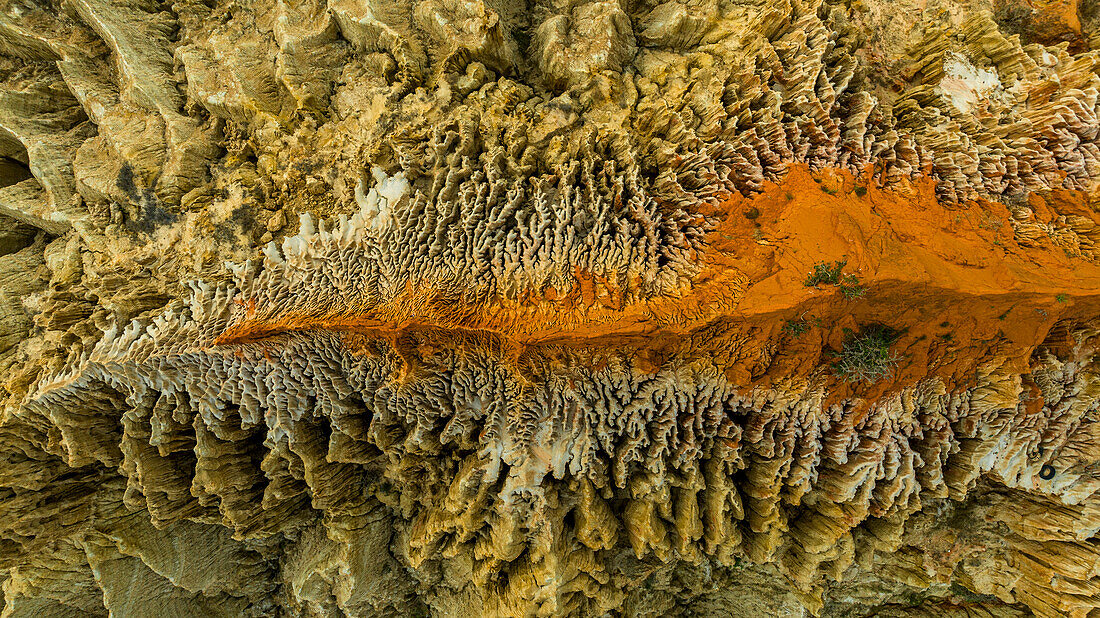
[1,0,1100,615]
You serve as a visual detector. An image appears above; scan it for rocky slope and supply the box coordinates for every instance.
[1,0,1099,615]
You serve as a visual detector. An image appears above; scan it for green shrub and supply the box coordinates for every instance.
[804,260,867,299]
[804,260,847,286]
[783,315,821,337]
[831,326,902,384]
[839,274,865,298]
[783,320,810,337]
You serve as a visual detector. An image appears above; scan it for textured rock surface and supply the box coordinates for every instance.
[1,0,1100,615]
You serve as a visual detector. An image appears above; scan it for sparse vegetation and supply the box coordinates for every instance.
[1056,293,1068,304]
[784,320,810,337]
[839,274,865,298]
[831,326,903,384]
[804,260,847,286]
[853,185,867,197]
[783,314,822,337]
[804,259,866,298]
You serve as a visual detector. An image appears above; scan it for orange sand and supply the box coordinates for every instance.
[216,163,1100,402]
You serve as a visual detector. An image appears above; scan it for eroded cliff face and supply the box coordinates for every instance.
[1,0,1099,615]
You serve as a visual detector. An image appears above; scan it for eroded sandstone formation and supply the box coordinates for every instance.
[1,0,1099,615]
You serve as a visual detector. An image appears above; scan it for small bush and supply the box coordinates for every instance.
[831,326,902,384]
[839,274,865,298]
[853,185,867,197]
[804,260,847,286]
[783,320,810,337]
[1055,293,1069,303]
[805,260,866,299]
[783,315,821,338]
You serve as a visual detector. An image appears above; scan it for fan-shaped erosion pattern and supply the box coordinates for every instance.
[1,0,1100,615]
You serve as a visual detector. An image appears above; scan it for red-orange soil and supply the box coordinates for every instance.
[217,163,1100,405]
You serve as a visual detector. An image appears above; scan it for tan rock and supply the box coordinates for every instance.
[0,0,1099,614]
